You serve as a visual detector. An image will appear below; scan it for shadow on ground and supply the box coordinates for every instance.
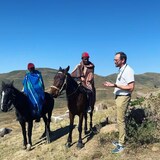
[32,118,109,149]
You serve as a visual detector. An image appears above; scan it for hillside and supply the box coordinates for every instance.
[0,68,160,108]
[0,68,160,107]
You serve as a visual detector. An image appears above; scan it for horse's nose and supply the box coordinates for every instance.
[52,91,59,98]
[49,87,59,98]
[0,102,8,112]
[53,95,58,98]
[0,106,7,112]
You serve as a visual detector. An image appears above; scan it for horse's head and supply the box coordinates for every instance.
[50,66,70,98]
[1,81,14,112]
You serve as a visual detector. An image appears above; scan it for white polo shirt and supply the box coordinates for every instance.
[114,64,134,96]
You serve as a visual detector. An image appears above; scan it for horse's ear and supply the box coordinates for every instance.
[64,66,70,74]
[59,67,62,71]
[2,81,5,88]
[9,81,14,87]
[66,66,70,72]
[11,81,14,86]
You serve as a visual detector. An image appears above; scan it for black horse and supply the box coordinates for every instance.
[50,66,95,149]
[0,81,54,150]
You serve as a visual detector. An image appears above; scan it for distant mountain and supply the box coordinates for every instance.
[0,68,160,108]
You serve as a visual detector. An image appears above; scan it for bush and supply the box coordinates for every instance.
[126,106,160,148]
[130,97,144,106]
[97,97,160,149]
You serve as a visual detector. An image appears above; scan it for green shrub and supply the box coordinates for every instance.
[130,97,144,106]
[126,108,159,148]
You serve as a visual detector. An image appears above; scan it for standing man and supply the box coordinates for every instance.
[103,52,135,153]
[23,63,45,122]
[71,52,95,113]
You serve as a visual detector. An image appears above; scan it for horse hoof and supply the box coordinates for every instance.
[84,130,90,135]
[76,142,84,149]
[65,142,71,148]
[22,145,27,150]
[47,139,51,144]
[26,144,32,151]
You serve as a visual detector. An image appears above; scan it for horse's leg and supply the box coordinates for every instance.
[89,111,93,133]
[84,113,88,135]
[46,110,52,143]
[66,113,74,148]
[27,121,33,151]
[77,114,84,149]
[19,120,27,149]
[42,115,51,143]
[47,109,52,133]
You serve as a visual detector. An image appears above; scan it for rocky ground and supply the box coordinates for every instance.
[0,103,160,160]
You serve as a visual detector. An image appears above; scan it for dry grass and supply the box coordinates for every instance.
[0,107,160,160]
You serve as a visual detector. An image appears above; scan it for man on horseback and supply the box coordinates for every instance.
[71,52,95,113]
[23,63,45,122]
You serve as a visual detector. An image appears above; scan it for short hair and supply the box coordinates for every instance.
[115,52,127,63]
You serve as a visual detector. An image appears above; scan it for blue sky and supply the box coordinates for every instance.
[0,0,160,76]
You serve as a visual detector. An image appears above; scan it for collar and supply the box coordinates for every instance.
[119,64,127,72]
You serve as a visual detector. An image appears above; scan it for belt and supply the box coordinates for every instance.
[115,94,131,99]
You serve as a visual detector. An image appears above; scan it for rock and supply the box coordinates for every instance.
[0,128,12,137]
[108,116,117,123]
[51,116,64,123]
[100,124,118,134]
[51,113,69,123]
[95,103,107,111]
[152,143,160,152]
[152,146,159,152]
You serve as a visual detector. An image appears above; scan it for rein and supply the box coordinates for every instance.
[67,84,80,97]
[64,74,80,97]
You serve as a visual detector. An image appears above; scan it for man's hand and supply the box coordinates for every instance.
[103,81,116,87]
[81,77,85,82]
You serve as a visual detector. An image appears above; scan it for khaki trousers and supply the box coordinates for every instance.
[115,95,131,145]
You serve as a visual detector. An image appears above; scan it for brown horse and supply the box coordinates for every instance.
[50,66,95,148]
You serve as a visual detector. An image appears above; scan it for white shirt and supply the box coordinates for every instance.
[114,64,134,96]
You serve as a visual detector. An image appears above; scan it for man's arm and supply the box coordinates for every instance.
[103,81,135,92]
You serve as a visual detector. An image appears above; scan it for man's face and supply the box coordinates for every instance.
[29,67,35,73]
[114,54,123,67]
[82,57,89,65]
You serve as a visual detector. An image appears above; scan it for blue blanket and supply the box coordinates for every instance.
[23,70,45,118]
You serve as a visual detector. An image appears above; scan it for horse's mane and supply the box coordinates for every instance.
[2,82,21,93]
[10,84,25,97]
[66,73,78,86]
[4,82,28,102]
[12,85,22,93]
[67,73,83,95]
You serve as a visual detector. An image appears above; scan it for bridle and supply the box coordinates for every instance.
[1,88,14,111]
[50,71,67,96]
[50,71,80,97]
